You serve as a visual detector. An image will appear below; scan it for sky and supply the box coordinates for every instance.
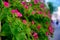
[45,0,60,7]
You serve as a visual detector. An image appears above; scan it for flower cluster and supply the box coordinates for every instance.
[2,0,52,40]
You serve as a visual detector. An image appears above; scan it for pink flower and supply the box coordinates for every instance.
[32,11,35,14]
[37,11,42,14]
[16,12,22,17]
[50,29,53,33]
[32,20,35,24]
[48,26,52,31]
[15,9,22,17]
[46,32,49,36]
[34,0,39,4]
[34,35,38,39]
[29,4,32,6]
[33,32,38,39]
[48,25,53,33]
[23,20,27,24]
[11,9,22,17]
[40,3,44,8]
[4,2,9,8]
[37,25,41,30]
[21,1,26,6]
[11,10,16,14]
[24,5,28,9]
[15,9,19,12]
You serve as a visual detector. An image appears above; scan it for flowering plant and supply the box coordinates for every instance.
[0,0,53,40]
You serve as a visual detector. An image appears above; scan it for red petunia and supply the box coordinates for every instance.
[34,0,39,4]
[4,2,10,8]
[24,5,28,9]
[15,10,22,17]
[23,20,27,24]
[37,11,42,14]
[21,1,26,6]
[37,25,41,30]
[11,10,16,14]
[32,20,35,24]
[48,25,53,33]
[32,11,35,14]
[40,3,44,8]
[16,12,22,17]
[11,9,22,17]
[29,4,32,6]
[33,32,38,39]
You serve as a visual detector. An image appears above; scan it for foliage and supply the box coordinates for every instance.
[0,0,53,40]
[48,2,55,14]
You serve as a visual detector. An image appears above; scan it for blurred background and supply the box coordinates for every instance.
[45,0,60,40]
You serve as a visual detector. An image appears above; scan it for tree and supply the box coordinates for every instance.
[48,2,55,14]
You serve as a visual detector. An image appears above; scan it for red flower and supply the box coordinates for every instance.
[37,11,42,14]
[33,32,38,39]
[48,26,52,31]
[15,10,22,17]
[48,25,53,33]
[37,25,41,30]
[40,3,44,8]
[11,9,22,17]
[4,2,9,8]
[16,12,22,17]
[46,32,49,36]
[11,10,16,14]
[32,20,35,24]
[24,5,28,9]
[34,0,39,4]
[23,20,27,24]
[32,11,35,14]
[29,4,32,6]
[21,1,26,6]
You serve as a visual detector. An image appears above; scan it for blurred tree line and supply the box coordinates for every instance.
[48,2,55,14]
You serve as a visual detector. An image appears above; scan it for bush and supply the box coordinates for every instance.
[0,0,53,40]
